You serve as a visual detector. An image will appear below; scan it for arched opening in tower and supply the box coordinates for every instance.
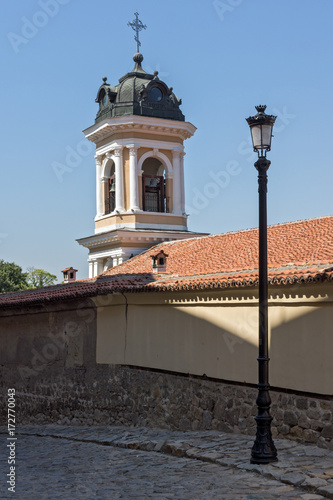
[142,157,168,213]
[104,161,115,214]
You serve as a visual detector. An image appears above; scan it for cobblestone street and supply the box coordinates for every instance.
[1,425,333,499]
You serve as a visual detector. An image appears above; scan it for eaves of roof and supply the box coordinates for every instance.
[0,267,332,310]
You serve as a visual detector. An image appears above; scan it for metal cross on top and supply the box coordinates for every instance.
[128,12,147,53]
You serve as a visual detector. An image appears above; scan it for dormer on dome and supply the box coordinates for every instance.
[151,250,168,273]
[95,76,118,122]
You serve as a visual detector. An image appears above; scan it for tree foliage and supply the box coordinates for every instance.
[0,260,28,293]
[0,262,58,293]
[26,267,57,288]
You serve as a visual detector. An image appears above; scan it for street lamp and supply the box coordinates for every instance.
[246,105,277,464]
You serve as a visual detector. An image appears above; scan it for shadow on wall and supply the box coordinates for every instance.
[0,279,332,421]
[95,279,333,397]
[0,298,97,383]
[270,304,333,395]
[96,286,259,384]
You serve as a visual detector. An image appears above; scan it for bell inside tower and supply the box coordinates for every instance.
[103,160,116,215]
[142,158,168,213]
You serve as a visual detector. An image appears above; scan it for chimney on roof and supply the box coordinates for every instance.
[61,267,78,283]
[151,250,168,273]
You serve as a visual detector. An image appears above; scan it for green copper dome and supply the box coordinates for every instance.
[95,53,185,123]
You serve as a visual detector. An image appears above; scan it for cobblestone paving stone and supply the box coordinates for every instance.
[1,425,333,499]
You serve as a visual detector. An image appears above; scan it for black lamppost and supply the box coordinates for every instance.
[246,105,278,464]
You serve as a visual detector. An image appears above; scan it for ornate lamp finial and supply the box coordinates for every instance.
[255,105,267,114]
[128,11,147,53]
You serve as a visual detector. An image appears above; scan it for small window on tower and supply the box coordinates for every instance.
[150,87,163,102]
[102,93,108,108]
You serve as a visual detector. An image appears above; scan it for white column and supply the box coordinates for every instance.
[172,150,182,214]
[93,260,98,277]
[117,251,128,265]
[165,173,173,213]
[96,259,104,276]
[128,146,140,211]
[92,259,103,277]
[95,156,103,217]
[180,152,186,214]
[88,260,94,279]
[101,176,108,214]
[113,149,125,212]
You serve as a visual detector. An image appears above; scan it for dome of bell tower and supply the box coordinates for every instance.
[95,51,185,123]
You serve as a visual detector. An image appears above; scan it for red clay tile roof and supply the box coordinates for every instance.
[1,215,333,308]
[101,214,333,286]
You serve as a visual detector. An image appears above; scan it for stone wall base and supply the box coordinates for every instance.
[1,364,332,449]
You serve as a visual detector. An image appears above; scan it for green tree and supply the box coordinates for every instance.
[0,260,28,293]
[26,267,57,288]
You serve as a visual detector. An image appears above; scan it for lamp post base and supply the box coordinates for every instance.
[251,415,278,464]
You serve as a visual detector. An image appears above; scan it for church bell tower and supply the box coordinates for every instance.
[77,13,205,278]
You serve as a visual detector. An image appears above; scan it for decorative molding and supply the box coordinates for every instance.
[137,150,173,175]
[77,228,198,251]
[96,139,184,157]
[113,148,123,158]
[128,147,138,157]
[94,222,188,234]
[102,155,114,179]
[94,210,186,222]
[84,115,197,144]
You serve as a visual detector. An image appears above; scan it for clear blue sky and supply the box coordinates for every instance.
[1,0,332,281]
